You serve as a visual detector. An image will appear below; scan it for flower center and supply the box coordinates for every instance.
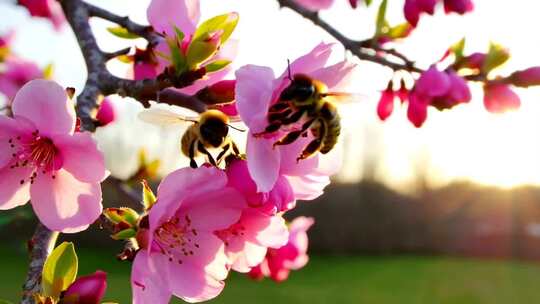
[8,130,61,183]
[154,214,200,265]
[215,222,246,247]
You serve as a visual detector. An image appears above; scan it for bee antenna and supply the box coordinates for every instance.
[227,124,246,132]
[286,59,293,81]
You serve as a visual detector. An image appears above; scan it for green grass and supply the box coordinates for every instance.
[2,245,540,303]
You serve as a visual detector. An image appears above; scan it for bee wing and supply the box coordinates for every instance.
[138,108,198,127]
[322,92,368,104]
[227,115,243,123]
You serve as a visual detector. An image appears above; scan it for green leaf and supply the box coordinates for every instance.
[375,0,388,37]
[482,42,510,74]
[166,37,187,75]
[112,228,137,240]
[0,299,14,304]
[450,38,466,61]
[192,12,239,45]
[173,26,185,42]
[365,0,373,6]
[142,180,157,211]
[204,59,232,73]
[42,242,78,298]
[107,26,140,39]
[103,208,139,226]
[186,38,220,69]
[387,23,412,39]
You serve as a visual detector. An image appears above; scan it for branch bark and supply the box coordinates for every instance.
[21,223,59,304]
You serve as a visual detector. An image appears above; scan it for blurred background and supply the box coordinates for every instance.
[2,0,540,303]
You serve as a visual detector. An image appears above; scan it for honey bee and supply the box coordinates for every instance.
[139,108,242,168]
[255,72,356,162]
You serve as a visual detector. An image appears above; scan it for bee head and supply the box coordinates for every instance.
[199,110,229,147]
[280,74,316,103]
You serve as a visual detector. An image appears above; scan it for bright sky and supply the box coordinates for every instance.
[1,0,540,193]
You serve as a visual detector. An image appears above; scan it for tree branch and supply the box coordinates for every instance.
[21,223,59,304]
[276,0,423,73]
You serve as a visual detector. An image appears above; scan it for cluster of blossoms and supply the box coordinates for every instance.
[126,39,352,302]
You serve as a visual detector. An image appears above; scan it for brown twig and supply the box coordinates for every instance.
[276,0,423,73]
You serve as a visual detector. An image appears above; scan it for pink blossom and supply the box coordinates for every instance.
[377,86,395,121]
[131,166,245,303]
[248,217,314,282]
[146,0,237,94]
[216,160,291,272]
[132,48,159,81]
[444,0,474,14]
[235,43,355,198]
[483,83,521,113]
[95,98,116,127]
[294,0,334,11]
[349,0,359,8]
[415,66,451,98]
[0,57,43,102]
[406,67,470,127]
[404,0,437,27]
[62,271,107,304]
[0,80,106,232]
[18,0,65,30]
[510,67,540,88]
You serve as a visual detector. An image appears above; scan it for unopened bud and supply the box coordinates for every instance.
[62,271,107,304]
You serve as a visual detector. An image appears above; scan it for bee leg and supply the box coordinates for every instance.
[231,141,240,155]
[297,120,327,162]
[216,143,231,165]
[197,143,217,167]
[273,118,316,148]
[252,122,282,137]
[189,140,198,169]
[268,101,290,113]
[268,109,292,123]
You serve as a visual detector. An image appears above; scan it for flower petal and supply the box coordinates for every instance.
[284,43,334,78]
[150,250,226,303]
[147,0,200,36]
[246,135,281,193]
[30,169,102,233]
[235,65,276,131]
[294,0,334,11]
[12,79,75,137]
[0,165,32,210]
[183,187,245,232]
[132,251,172,304]
[309,60,357,91]
[150,166,227,233]
[54,132,107,183]
[286,174,330,201]
[0,115,20,168]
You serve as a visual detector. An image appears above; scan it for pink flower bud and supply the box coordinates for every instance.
[431,70,471,110]
[444,0,474,14]
[417,0,437,15]
[62,271,107,304]
[510,67,540,87]
[404,0,421,27]
[407,93,429,128]
[397,81,410,104]
[96,98,116,126]
[377,87,395,121]
[415,66,451,98]
[483,83,521,113]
